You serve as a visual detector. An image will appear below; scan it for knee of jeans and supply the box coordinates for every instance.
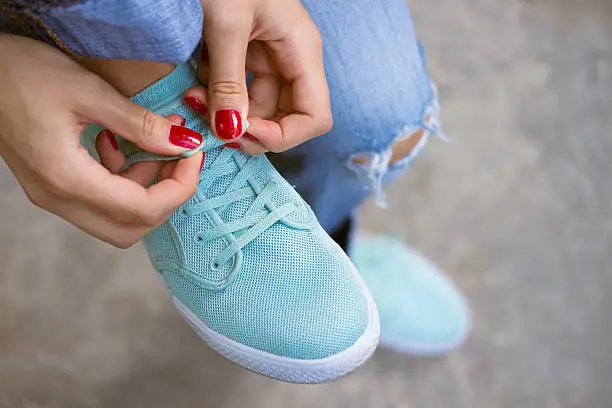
[346,95,448,208]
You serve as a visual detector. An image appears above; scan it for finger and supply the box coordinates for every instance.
[166,113,186,126]
[122,161,162,187]
[183,86,264,153]
[0,142,151,247]
[248,73,281,120]
[246,111,332,153]
[77,77,203,155]
[71,151,202,226]
[197,41,210,85]
[246,41,280,119]
[143,151,203,212]
[159,116,185,180]
[111,113,184,186]
[183,86,210,117]
[159,160,179,181]
[236,131,268,155]
[96,129,125,174]
[203,12,251,141]
[198,40,249,87]
[257,22,332,151]
[53,199,151,248]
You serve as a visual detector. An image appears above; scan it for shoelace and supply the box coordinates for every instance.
[181,140,298,269]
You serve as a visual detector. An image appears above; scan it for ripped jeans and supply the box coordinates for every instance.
[275,0,443,238]
[0,0,443,244]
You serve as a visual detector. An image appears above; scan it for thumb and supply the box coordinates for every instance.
[203,15,250,141]
[79,79,203,156]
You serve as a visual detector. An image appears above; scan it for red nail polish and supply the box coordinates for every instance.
[179,116,186,126]
[215,109,242,140]
[104,130,119,150]
[169,125,202,149]
[199,42,209,62]
[199,152,206,172]
[244,132,258,142]
[224,142,241,149]
[184,96,208,114]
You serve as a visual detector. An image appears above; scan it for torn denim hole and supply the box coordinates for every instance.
[347,84,449,208]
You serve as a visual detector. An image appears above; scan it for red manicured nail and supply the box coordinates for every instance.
[104,130,119,150]
[178,116,186,126]
[215,109,242,140]
[184,96,208,114]
[169,125,202,149]
[224,142,241,149]
[244,132,258,142]
[199,42,209,62]
[199,152,206,172]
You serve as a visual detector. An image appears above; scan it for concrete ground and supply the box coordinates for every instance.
[1,0,611,407]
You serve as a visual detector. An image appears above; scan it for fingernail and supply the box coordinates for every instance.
[244,132,258,142]
[178,116,186,126]
[224,142,241,149]
[169,125,202,149]
[199,42,209,62]
[104,130,119,150]
[215,109,242,140]
[184,96,208,114]
[199,152,206,172]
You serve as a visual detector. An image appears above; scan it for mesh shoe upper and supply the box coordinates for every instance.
[114,65,372,360]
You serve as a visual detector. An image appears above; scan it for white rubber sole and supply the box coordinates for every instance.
[171,247,380,384]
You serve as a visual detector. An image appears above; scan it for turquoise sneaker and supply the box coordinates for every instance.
[83,64,379,384]
[351,234,470,355]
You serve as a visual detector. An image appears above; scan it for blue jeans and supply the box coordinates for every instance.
[1,0,442,237]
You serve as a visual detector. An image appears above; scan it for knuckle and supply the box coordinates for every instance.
[83,70,106,87]
[79,71,108,94]
[109,236,139,249]
[134,206,165,227]
[300,21,323,48]
[25,188,47,209]
[318,111,334,134]
[185,182,198,199]
[208,11,244,34]
[139,110,164,144]
[44,172,74,200]
[29,157,76,201]
[267,142,287,154]
[210,80,245,99]
[310,27,323,47]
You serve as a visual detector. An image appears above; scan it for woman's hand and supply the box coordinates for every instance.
[185,0,333,154]
[0,35,203,248]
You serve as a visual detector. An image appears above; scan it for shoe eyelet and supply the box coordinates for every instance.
[195,234,204,243]
[210,260,220,270]
[182,208,189,216]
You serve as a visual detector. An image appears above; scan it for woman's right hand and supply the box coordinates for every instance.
[0,34,203,248]
[189,0,332,155]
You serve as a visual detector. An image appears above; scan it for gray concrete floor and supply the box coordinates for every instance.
[2,0,612,407]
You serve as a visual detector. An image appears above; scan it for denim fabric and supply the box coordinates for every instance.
[1,0,442,236]
[271,0,443,234]
[0,0,203,61]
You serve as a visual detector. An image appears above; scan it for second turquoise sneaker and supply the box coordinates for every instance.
[351,233,470,355]
[83,64,379,384]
